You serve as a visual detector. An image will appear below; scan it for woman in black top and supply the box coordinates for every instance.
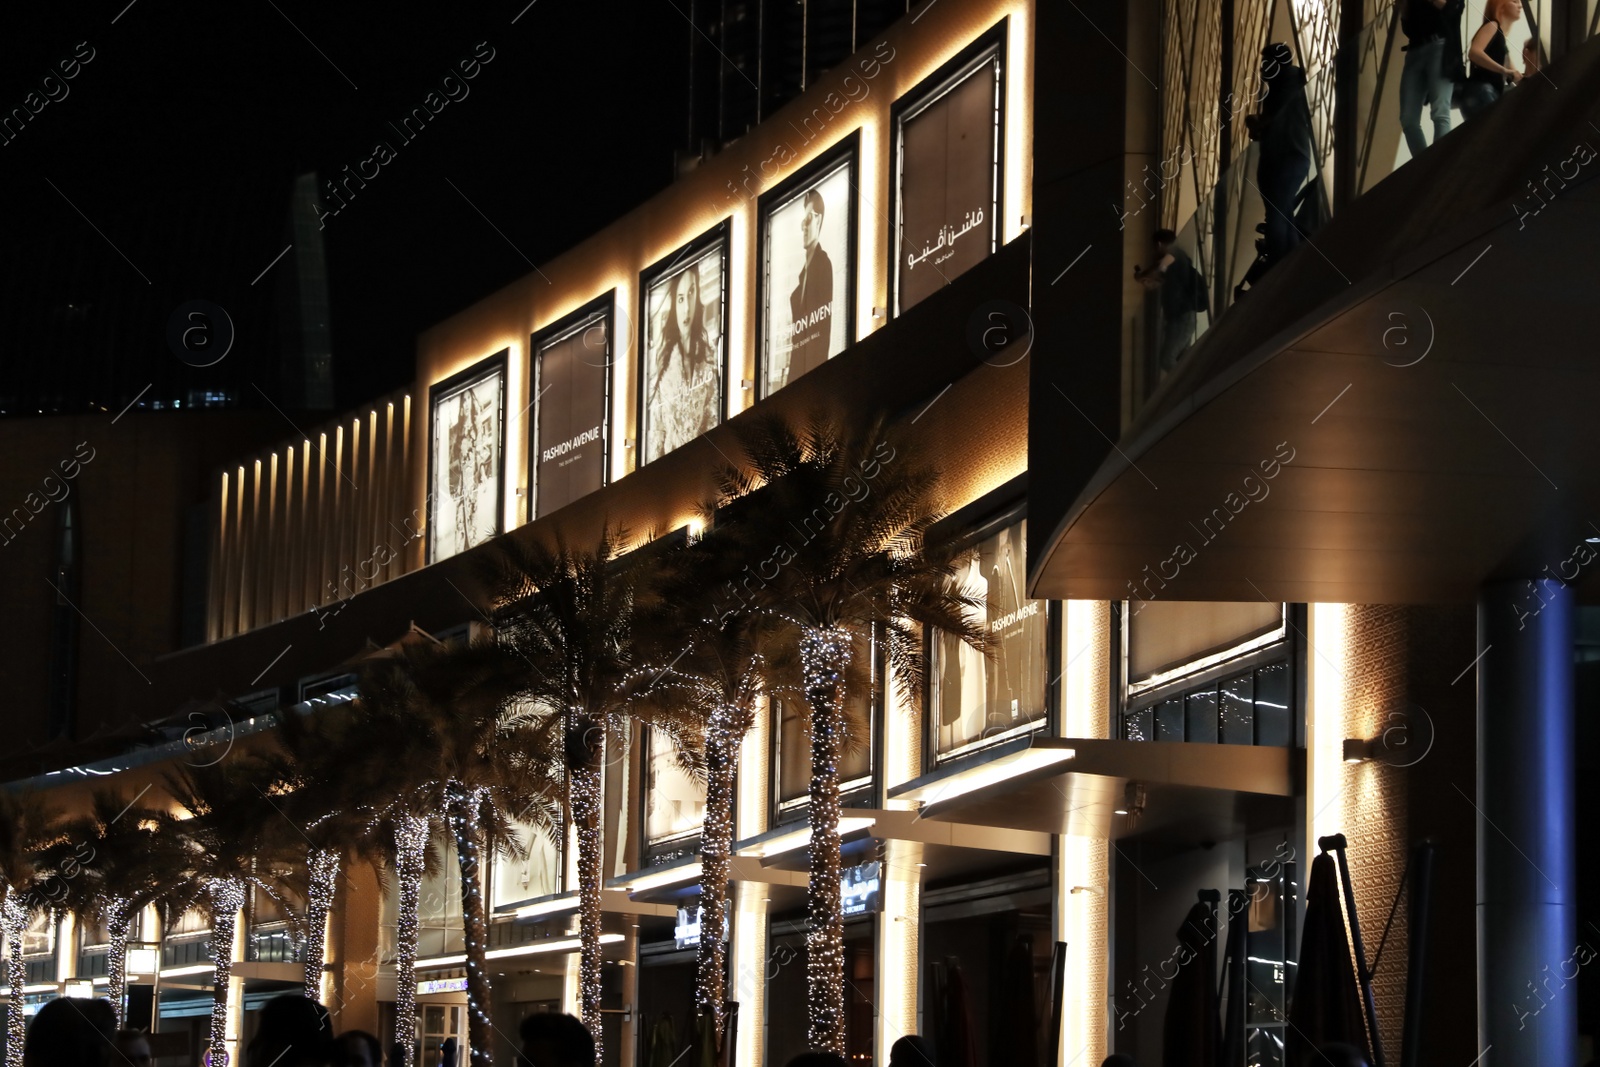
[1461,0,1523,119]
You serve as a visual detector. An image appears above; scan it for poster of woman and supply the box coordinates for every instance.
[641,238,725,464]
[427,354,505,563]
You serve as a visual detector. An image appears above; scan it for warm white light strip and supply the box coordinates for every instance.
[158,964,214,979]
[894,747,1075,806]
[736,817,877,859]
[415,933,624,971]
[0,983,63,996]
[1127,618,1287,697]
[513,893,581,919]
[613,860,703,893]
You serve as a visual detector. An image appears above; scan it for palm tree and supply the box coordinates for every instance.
[707,413,986,1053]
[0,792,61,1067]
[627,533,796,1048]
[164,759,308,1067]
[355,635,565,1067]
[483,529,649,1064]
[47,789,186,1027]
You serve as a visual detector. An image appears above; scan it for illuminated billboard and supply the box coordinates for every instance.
[639,223,729,465]
[532,297,611,518]
[427,351,506,563]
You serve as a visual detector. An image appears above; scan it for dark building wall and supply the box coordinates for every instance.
[0,411,282,764]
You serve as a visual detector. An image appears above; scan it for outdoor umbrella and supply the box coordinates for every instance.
[1285,852,1370,1066]
[1162,900,1220,1067]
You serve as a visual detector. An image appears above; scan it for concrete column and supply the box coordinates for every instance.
[875,839,923,1065]
[1477,580,1577,1065]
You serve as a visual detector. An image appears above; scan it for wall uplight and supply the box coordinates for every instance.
[1343,738,1377,764]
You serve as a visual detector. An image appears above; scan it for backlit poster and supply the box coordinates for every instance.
[427,353,505,563]
[760,145,855,397]
[533,304,610,518]
[933,519,1046,758]
[893,37,1002,315]
[640,229,726,464]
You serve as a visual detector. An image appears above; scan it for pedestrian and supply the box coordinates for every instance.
[114,1028,154,1066]
[1246,43,1314,269]
[23,997,117,1067]
[245,993,335,1067]
[1135,228,1206,374]
[335,1030,383,1067]
[1461,0,1524,120]
[439,1037,458,1066]
[889,1035,936,1067]
[519,1012,593,1067]
[1398,0,1466,158]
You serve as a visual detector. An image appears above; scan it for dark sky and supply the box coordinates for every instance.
[0,0,691,413]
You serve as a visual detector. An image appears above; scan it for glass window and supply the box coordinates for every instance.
[1186,688,1220,743]
[1254,661,1291,746]
[776,690,873,808]
[1154,697,1184,742]
[644,725,707,844]
[1125,705,1153,742]
[491,819,562,908]
[1221,674,1254,745]
[931,520,1048,759]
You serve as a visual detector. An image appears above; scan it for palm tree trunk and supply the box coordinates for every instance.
[447,788,494,1067]
[304,848,340,999]
[3,887,28,1067]
[205,879,247,1067]
[695,703,741,1048]
[105,897,134,1029]
[799,627,852,1055]
[393,814,429,1067]
[571,758,605,1065]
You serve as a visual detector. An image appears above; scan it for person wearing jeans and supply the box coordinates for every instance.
[1399,0,1464,159]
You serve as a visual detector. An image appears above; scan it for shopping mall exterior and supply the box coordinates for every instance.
[4,0,1599,1064]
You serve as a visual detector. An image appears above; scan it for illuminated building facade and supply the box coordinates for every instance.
[5,1,1600,1065]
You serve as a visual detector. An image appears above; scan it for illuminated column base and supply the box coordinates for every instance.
[1055,836,1108,1065]
[226,907,246,1067]
[730,881,770,1067]
[875,839,922,1063]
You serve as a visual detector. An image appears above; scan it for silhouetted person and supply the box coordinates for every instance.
[1398,0,1466,157]
[519,1012,593,1067]
[1246,43,1314,270]
[1461,0,1524,119]
[246,993,335,1067]
[23,997,116,1067]
[439,1037,458,1066]
[889,1035,936,1067]
[1136,228,1205,373]
[115,1028,153,1066]
[336,1030,383,1067]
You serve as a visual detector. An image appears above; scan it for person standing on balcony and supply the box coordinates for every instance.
[1461,0,1524,119]
[1399,0,1466,158]
[1135,228,1206,374]
[1247,43,1314,268]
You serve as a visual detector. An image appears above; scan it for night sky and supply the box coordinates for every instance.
[0,0,691,413]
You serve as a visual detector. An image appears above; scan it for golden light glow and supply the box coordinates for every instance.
[875,839,922,1062]
[1308,603,1351,847]
[611,860,702,893]
[415,933,623,970]
[513,894,580,920]
[736,817,876,860]
[731,881,769,1067]
[1057,835,1107,1067]
[892,747,1075,806]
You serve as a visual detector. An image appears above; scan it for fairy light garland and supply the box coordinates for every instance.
[800,628,852,1055]
[205,879,247,1067]
[571,759,605,1066]
[3,888,28,1067]
[447,786,495,1067]
[304,848,340,999]
[393,814,429,1067]
[695,703,743,1045]
[104,896,133,1028]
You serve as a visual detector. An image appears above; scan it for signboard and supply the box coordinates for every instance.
[892,32,1004,316]
[639,225,728,464]
[427,352,507,563]
[759,141,856,397]
[532,302,610,518]
[841,860,883,917]
[418,976,469,995]
[675,902,730,950]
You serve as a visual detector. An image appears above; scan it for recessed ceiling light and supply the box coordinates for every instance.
[1113,807,1129,816]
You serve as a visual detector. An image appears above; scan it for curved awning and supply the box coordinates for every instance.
[1030,40,1600,605]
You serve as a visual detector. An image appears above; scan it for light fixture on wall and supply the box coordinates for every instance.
[740,379,754,391]
[1343,737,1378,763]
[871,307,885,319]
[59,979,95,999]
